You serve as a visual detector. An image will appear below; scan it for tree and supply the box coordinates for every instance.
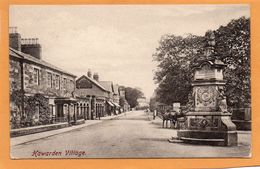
[153,34,205,105]
[149,97,157,112]
[153,17,250,109]
[213,17,250,108]
[124,87,144,108]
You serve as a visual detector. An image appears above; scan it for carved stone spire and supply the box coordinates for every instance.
[204,30,216,60]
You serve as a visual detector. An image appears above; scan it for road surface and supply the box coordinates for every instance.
[11,110,251,158]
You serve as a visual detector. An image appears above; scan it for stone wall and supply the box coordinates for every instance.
[9,58,22,116]
[9,58,22,93]
[23,61,75,97]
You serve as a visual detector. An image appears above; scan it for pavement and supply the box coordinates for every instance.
[11,112,129,147]
[11,110,251,159]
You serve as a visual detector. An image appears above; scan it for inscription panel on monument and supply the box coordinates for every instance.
[195,86,217,111]
[194,64,215,80]
[188,116,220,130]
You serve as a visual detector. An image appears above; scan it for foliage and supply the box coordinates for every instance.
[153,17,250,108]
[24,93,50,125]
[153,34,205,104]
[149,97,157,111]
[10,90,51,127]
[120,86,144,108]
[213,17,250,108]
[10,90,25,113]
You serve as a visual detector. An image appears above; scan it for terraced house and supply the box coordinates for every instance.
[9,27,83,130]
[99,81,121,115]
[75,70,122,119]
[75,71,109,120]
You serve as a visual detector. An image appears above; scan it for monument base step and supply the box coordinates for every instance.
[177,130,237,146]
[179,137,225,146]
[180,137,224,142]
[168,136,225,146]
[168,137,184,143]
[180,137,225,146]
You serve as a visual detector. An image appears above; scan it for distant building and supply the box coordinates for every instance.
[9,27,80,128]
[99,81,120,115]
[112,84,121,114]
[112,84,120,105]
[119,89,130,112]
[137,97,149,109]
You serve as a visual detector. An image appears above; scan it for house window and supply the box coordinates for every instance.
[63,78,67,89]
[33,68,40,85]
[70,80,75,89]
[70,80,73,84]
[55,75,60,89]
[47,72,52,88]
[49,105,54,116]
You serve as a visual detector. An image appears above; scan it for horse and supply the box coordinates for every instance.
[162,111,177,128]
[162,111,184,129]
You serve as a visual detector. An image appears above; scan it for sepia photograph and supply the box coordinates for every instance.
[9,4,251,159]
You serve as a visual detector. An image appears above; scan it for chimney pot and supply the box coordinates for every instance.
[9,27,21,51]
[21,37,42,59]
[87,69,92,78]
[93,73,99,81]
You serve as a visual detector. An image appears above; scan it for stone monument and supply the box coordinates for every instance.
[177,31,238,146]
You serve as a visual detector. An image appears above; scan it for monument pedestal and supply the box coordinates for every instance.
[177,60,238,146]
[177,112,237,146]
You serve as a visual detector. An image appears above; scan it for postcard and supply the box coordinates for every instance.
[1,2,260,169]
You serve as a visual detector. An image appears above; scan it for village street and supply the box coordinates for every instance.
[11,111,251,159]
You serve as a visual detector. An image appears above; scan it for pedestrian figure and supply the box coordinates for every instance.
[153,110,157,120]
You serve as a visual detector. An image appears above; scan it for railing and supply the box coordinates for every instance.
[55,117,68,123]
[230,107,251,121]
[77,114,85,120]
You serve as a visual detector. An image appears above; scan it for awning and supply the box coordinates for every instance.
[107,101,114,107]
[113,102,121,107]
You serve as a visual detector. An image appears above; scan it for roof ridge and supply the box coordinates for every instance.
[10,47,77,78]
[99,81,113,83]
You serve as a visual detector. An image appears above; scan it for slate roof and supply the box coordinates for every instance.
[76,75,108,92]
[99,81,114,93]
[9,47,76,78]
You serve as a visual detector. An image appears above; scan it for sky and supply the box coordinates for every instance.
[9,5,250,99]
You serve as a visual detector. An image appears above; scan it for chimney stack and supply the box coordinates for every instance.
[93,73,99,81]
[119,90,125,97]
[9,27,21,51]
[21,38,42,59]
[87,69,92,78]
